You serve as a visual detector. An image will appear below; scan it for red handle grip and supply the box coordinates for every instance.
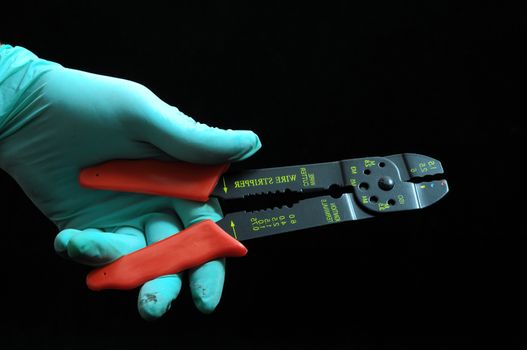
[86,220,247,291]
[79,160,230,202]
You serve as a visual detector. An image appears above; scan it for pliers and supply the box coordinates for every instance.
[79,153,448,290]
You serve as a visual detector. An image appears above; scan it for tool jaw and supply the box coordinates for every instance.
[387,153,449,209]
[342,154,449,214]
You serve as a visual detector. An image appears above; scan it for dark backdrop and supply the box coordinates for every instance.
[1,1,524,349]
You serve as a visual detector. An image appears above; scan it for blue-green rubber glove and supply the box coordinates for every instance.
[0,44,261,320]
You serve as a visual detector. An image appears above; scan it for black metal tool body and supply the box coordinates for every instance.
[213,153,448,241]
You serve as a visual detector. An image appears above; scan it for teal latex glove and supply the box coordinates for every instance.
[0,45,261,320]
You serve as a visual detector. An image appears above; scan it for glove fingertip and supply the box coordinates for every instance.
[231,131,262,162]
[54,228,81,253]
[138,275,182,321]
[138,296,172,321]
[190,259,225,314]
[194,295,220,314]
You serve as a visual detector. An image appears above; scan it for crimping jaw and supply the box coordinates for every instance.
[343,153,448,214]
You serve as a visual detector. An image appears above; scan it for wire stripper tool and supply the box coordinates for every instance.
[79,153,448,290]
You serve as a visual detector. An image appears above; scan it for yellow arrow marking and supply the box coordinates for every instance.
[230,220,237,239]
[223,177,228,194]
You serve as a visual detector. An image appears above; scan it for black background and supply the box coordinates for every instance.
[1,1,524,349]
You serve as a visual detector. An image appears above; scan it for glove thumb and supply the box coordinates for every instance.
[137,104,261,164]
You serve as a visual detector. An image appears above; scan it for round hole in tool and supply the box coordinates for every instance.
[379,162,385,167]
[359,182,369,190]
[95,173,100,177]
[388,199,396,206]
[364,169,371,175]
[370,196,378,203]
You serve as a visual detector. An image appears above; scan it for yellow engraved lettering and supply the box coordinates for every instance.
[300,168,316,187]
[364,159,376,167]
[233,177,274,188]
[321,199,333,223]
[397,194,405,205]
[378,202,390,211]
[362,195,369,204]
[300,168,309,186]
[250,214,295,231]
[330,202,341,222]
[350,178,357,186]
[275,174,297,184]
[308,173,315,185]
[350,166,358,175]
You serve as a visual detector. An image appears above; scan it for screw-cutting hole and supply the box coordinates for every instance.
[95,173,100,177]
[388,199,396,206]
[359,183,369,191]
[370,196,378,203]
[364,169,371,175]
[379,162,385,168]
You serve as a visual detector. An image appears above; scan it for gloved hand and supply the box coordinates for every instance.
[0,45,261,320]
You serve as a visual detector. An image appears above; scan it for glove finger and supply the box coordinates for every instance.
[173,198,226,313]
[138,104,261,164]
[54,226,146,266]
[138,212,184,321]
[188,259,226,314]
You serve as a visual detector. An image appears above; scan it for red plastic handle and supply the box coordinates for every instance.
[79,160,230,202]
[86,220,247,291]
